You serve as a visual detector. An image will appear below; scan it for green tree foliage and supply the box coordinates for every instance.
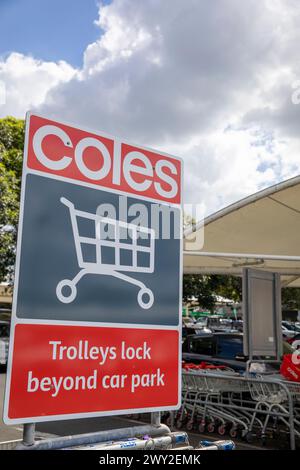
[183,274,242,311]
[0,117,24,282]
[183,273,300,312]
[214,275,242,303]
[281,287,300,310]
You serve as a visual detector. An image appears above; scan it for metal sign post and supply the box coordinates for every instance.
[22,423,35,447]
[4,112,183,429]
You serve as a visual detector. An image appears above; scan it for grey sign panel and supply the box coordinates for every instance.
[16,174,181,326]
[243,268,282,359]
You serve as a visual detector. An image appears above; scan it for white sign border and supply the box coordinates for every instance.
[3,111,183,425]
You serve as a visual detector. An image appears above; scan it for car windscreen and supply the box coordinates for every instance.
[188,336,214,355]
[216,336,243,359]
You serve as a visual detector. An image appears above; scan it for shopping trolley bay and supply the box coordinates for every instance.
[0,371,293,450]
[162,369,300,449]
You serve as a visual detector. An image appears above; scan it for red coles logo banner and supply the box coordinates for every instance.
[27,114,182,204]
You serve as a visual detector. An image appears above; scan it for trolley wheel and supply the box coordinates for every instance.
[229,428,238,439]
[207,423,215,433]
[186,420,194,431]
[245,432,254,443]
[218,425,226,436]
[137,287,154,309]
[56,279,77,304]
[261,435,267,447]
[271,430,280,440]
[198,422,206,433]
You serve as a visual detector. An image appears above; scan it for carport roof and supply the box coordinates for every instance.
[183,175,300,287]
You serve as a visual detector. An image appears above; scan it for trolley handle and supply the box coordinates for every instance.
[60,197,74,210]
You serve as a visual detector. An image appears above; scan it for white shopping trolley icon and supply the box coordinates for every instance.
[56,197,155,309]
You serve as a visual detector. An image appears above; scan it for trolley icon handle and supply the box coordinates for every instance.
[60,196,74,210]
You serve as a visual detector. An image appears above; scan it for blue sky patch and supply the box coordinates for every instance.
[0,0,102,67]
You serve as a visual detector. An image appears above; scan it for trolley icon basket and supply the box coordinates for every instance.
[56,197,155,309]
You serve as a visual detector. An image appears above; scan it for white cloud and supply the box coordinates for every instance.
[0,53,76,118]
[1,0,300,215]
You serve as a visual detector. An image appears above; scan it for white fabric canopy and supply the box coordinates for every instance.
[183,175,300,287]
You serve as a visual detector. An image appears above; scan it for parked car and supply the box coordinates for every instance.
[0,320,10,368]
[182,332,248,371]
[182,325,212,343]
[183,331,292,371]
[206,316,239,333]
[195,317,208,327]
[232,320,243,332]
[282,321,300,333]
[282,324,298,339]
[182,316,196,326]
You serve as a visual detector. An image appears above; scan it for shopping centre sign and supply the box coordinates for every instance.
[4,112,182,424]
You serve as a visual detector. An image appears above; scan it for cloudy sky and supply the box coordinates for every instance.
[1,0,300,216]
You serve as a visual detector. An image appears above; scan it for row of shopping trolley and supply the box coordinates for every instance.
[162,369,300,449]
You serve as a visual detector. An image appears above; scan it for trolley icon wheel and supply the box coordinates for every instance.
[56,279,77,304]
[138,287,154,310]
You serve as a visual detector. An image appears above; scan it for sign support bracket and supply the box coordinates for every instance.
[23,423,35,447]
[151,411,161,426]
